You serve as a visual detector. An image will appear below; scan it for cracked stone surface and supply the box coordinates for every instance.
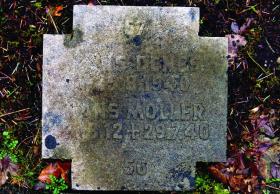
[42,5,228,191]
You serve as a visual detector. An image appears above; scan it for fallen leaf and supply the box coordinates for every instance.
[228,175,243,191]
[38,161,71,184]
[231,22,240,34]
[57,161,71,183]
[258,142,272,153]
[259,158,268,178]
[46,5,63,17]
[252,114,275,137]
[34,181,46,190]
[53,6,63,17]
[230,18,254,34]
[239,18,254,34]
[271,163,280,178]
[0,156,19,186]
[209,155,266,192]
[226,34,247,59]
[38,163,60,183]
[208,165,228,185]
[227,18,253,69]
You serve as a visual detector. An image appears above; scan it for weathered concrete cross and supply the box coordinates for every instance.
[42,5,227,191]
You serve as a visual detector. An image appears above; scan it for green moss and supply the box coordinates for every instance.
[46,175,68,194]
[196,174,230,193]
[63,28,84,48]
[53,146,71,159]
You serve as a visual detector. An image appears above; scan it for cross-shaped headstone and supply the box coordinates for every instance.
[42,5,228,191]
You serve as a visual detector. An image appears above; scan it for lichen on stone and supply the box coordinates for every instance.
[63,27,84,48]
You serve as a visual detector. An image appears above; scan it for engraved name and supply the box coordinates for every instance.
[92,102,205,121]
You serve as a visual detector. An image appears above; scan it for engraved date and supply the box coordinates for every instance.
[92,122,210,141]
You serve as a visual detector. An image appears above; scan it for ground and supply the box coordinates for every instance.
[0,0,279,193]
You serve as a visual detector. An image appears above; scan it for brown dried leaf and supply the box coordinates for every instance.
[38,163,60,183]
[38,161,71,184]
[228,175,243,191]
[0,157,19,186]
[208,165,228,185]
[46,5,63,17]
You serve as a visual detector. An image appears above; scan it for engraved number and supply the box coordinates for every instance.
[166,126,178,140]
[113,123,123,140]
[143,124,154,140]
[124,160,147,176]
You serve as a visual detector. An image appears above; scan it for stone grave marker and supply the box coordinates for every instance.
[42,5,228,191]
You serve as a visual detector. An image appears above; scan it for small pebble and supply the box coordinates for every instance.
[277,57,280,64]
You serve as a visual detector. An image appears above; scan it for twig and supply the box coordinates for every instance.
[227,127,233,139]
[266,184,280,191]
[16,136,33,151]
[0,77,9,80]
[61,18,70,25]
[257,73,273,81]
[247,51,269,75]
[30,9,44,23]
[226,0,229,9]
[0,46,8,51]
[32,125,40,145]
[263,95,270,102]
[265,38,276,53]
[7,87,18,97]
[0,71,13,81]
[12,62,20,75]
[236,100,248,104]
[272,4,279,12]
[274,127,279,134]
[0,108,30,118]
[47,11,59,33]
[11,120,17,125]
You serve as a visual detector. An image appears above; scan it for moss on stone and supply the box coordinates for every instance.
[63,28,84,48]
[53,146,71,159]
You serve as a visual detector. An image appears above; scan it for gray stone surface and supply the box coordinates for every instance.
[42,5,228,191]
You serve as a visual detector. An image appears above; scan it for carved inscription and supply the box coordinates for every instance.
[123,160,147,176]
[92,122,209,141]
[42,6,228,190]
[92,102,205,121]
[89,54,211,144]
[90,101,210,141]
[90,54,198,93]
